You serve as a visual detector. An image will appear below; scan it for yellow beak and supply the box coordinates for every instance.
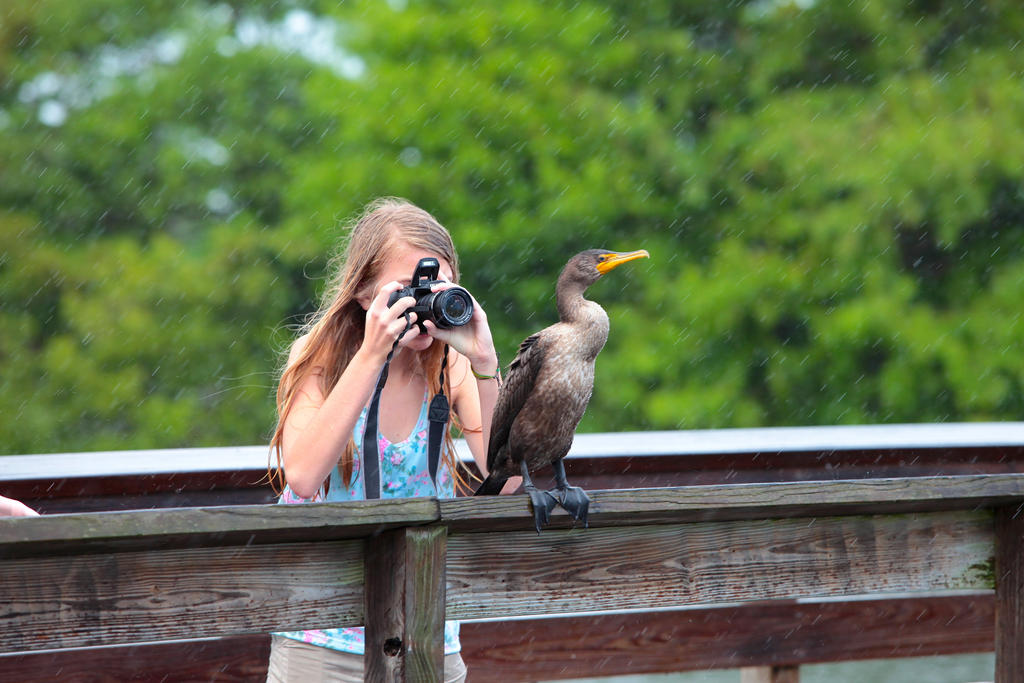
[596,249,650,275]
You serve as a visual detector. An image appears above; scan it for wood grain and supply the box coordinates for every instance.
[0,497,439,558]
[364,526,447,682]
[0,594,996,681]
[458,594,995,680]
[0,540,364,653]
[9,474,1019,557]
[996,504,1024,683]
[405,527,447,682]
[0,474,1015,675]
[445,511,995,620]
[440,474,1024,532]
[0,635,272,682]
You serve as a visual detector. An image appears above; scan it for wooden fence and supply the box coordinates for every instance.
[3,472,1024,680]
[2,424,1024,681]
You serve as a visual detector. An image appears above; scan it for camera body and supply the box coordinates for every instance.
[387,257,474,330]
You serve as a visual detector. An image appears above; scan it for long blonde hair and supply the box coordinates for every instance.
[269,197,474,495]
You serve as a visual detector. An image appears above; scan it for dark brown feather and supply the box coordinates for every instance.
[486,333,544,474]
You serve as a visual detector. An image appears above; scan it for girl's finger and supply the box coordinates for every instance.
[386,295,417,317]
[370,281,407,313]
[388,312,417,337]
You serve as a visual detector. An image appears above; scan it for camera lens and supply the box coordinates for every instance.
[442,292,468,319]
[428,288,473,328]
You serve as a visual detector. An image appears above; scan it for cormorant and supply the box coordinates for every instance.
[474,248,650,531]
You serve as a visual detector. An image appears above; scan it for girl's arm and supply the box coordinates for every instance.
[450,351,494,466]
[281,282,417,498]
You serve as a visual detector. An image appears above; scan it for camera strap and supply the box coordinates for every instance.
[427,345,450,486]
[361,313,449,499]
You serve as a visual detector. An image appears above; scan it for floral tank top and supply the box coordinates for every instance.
[275,387,461,654]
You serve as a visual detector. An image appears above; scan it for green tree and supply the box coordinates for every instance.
[1,0,1023,454]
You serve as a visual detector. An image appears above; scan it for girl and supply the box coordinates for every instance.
[266,198,515,682]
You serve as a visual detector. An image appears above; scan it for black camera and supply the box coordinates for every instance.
[387,257,474,330]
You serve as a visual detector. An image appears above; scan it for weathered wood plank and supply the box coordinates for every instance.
[0,497,440,558]
[0,635,272,682]
[365,529,409,682]
[365,526,447,682]
[0,540,365,653]
[441,474,1024,532]
[0,593,995,681]
[996,504,1024,683]
[405,527,447,682]
[0,475,1014,673]
[458,594,995,680]
[445,511,994,620]
[6,475,1019,558]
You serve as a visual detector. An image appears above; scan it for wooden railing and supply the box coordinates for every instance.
[3,424,1024,680]
[3,470,1024,680]
[6,422,1024,512]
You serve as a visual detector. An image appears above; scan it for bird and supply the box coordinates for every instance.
[474,248,649,531]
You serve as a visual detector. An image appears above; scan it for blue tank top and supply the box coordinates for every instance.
[275,387,460,654]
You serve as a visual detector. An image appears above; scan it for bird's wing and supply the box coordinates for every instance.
[487,332,544,472]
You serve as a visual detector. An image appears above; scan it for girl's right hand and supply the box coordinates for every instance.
[361,281,418,361]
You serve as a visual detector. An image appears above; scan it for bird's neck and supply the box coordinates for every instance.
[556,274,590,323]
[560,302,609,364]
[557,277,610,351]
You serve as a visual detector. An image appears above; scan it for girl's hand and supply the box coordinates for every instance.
[361,281,419,362]
[0,495,39,517]
[422,282,499,376]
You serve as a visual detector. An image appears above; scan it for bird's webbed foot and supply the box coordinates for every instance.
[520,459,558,533]
[548,459,590,528]
[552,485,591,528]
[526,486,559,533]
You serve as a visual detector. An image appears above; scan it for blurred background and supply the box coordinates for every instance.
[2,0,1022,455]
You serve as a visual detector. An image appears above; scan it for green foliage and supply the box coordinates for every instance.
[1,0,1022,453]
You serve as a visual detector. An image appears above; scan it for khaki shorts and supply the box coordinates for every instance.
[267,634,468,683]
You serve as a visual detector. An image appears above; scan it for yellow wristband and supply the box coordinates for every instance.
[471,366,499,380]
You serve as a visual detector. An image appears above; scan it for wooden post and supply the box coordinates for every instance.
[364,526,447,682]
[996,505,1024,683]
[741,665,800,683]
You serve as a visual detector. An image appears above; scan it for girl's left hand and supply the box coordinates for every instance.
[421,282,499,376]
[0,495,40,517]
